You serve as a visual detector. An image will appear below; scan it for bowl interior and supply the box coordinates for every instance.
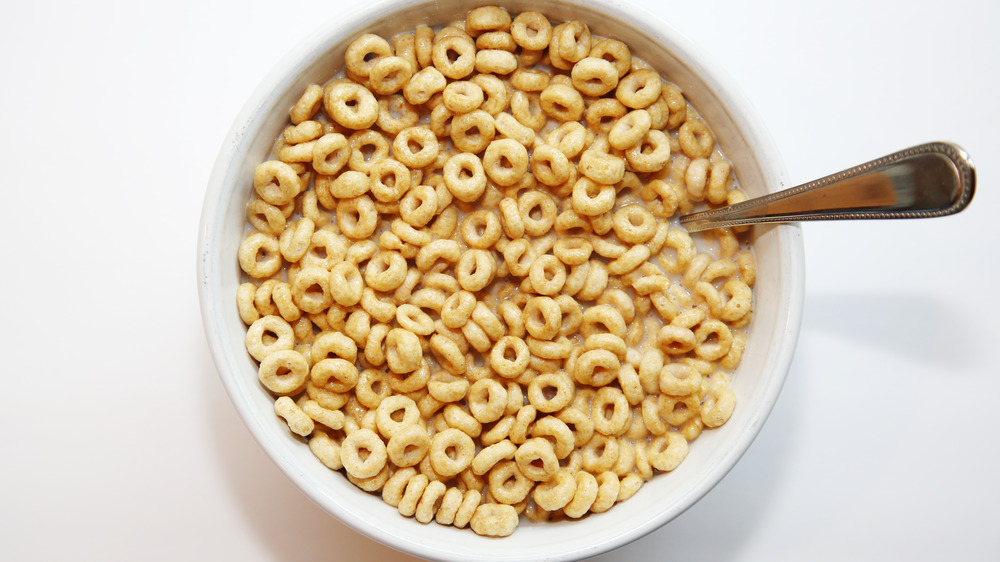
[198,0,804,560]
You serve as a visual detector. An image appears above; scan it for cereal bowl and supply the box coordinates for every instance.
[197,0,805,559]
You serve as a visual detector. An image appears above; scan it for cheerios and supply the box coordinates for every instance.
[239,5,757,538]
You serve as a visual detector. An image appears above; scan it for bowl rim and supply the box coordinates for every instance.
[197,0,805,559]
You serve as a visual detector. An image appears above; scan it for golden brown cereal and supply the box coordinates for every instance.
[679,119,715,159]
[369,56,414,95]
[579,148,625,185]
[510,68,549,92]
[527,371,575,413]
[472,439,517,476]
[509,405,537,445]
[375,94,420,135]
[527,143,570,187]
[552,21,587,66]
[647,432,689,472]
[396,472,429,517]
[539,83,585,122]
[465,5,511,34]
[290,84,325,124]
[392,32,417,69]
[374,394,420,437]
[404,66,448,106]
[455,248,497,292]
[589,38,632,78]
[585,100,626,136]
[472,74,512,115]
[460,210,503,250]
[572,57,619,97]
[658,363,702,397]
[442,80,485,113]
[701,382,737,428]
[274,396,315,436]
[476,31,516,51]
[483,138,529,187]
[340,428,388,479]
[413,24,435,68]
[258,349,309,396]
[324,82,379,130]
[574,349,620,387]
[239,5,757,537]
[452,489,482,528]
[385,427,429,469]
[384,327,422,374]
[415,480,449,523]
[487,459,533,505]
[283,120,324,145]
[471,503,519,537]
[547,121,590,159]
[432,486,465,524]
[659,393,700,427]
[429,427,476,477]
[510,90,546,131]
[608,109,652,150]
[510,11,552,50]
[345,33,392,79]
[468,378,508,423]
[625,129,672,173]
[246,199,287,235]
[516,190,557,237]
[302,399,346,429]
[348,129,391,173]
[475,49,518,75]
[616,69,662,109]
[513,437,559,482]
[532,468,577,511]
[432,33,477,80]
[493,112,535,148]
[552,237,592,266]
[451,110,496,153]
[443,152,488,202]
[308,430,344,470]
[310,357,359,393]
[290,266,334,314]
[591,386,631,436]
[352,368,390,410]
[254,160,302,206]
[571,177,616,216]
[530,416,575,459]
[526,254,565,296]
[238,231,282,279]
[245,315,295,363]
[563,471,599,518]
[312,133,351,176]
[236,282,261,325]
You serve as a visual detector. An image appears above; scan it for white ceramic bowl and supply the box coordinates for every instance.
[197,0,805,559]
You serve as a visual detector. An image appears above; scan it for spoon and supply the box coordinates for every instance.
[679,141,975,232]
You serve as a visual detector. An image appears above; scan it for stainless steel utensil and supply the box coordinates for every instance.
[679,142,975,232]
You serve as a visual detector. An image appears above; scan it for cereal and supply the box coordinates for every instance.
[325,82,379,130]
[470,503,519,537]
[429,427,476,477]
[274,396,314,436]
[238,5,757,537]
[340,428,389,479]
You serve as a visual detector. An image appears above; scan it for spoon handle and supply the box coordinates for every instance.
[679,141,976,232]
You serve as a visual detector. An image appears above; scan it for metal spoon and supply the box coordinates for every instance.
[679,141,975,232]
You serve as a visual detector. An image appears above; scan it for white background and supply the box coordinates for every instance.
[1,0,998,560]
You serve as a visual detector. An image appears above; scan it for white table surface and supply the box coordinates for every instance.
[2,0,998,560]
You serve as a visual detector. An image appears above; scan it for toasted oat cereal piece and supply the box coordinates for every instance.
[470,503,519,537]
